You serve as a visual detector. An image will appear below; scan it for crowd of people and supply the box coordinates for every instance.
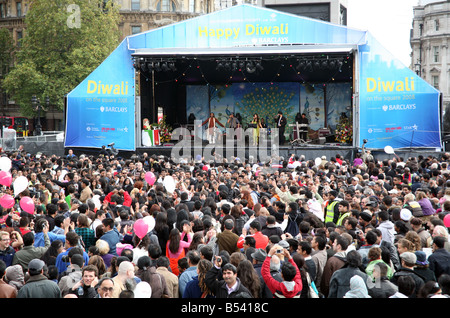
[0,146,450,299]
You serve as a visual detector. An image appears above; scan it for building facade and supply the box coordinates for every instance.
[410,0,450,114]
[257,0,348,25]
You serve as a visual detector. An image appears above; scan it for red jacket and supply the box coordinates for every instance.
[261,256,302,298]
[104,190,132,207]
[237,231,268,249]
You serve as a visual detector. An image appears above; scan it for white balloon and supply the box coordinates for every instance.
[13,176,28,197]
[143,215,155,233]
[315,157,322,166]
[163,176,176,194]
[384,145,395,154]
[0,157,12,172]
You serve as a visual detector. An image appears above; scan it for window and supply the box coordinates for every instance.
[157,0,175,12]
[0,4,5,18]
[433,46,439,63]
[131,0,140,11]
[432,75,439,89]
[131,26,141,35]
[435,19,439,31]
[16,2,22,17]
[16,30,23,47]
[189,0,195,12]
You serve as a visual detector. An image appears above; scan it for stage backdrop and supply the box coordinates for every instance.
[187,82,352,138]
[65,4,441,150]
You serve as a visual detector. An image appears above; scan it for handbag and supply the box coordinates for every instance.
[306,272,319,298]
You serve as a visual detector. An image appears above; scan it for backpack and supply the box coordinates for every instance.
[285,213,299,237]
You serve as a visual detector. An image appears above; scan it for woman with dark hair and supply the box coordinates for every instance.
[154,212,170,256]
[292,253,311,298]
[188,231,204,252]
[40,239,64,266]
[394,220,409,244]
[166,224,192,276]
[237,259,261,298]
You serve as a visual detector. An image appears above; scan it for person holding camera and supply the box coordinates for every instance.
[261,244,302,298]
[204,255,253,298]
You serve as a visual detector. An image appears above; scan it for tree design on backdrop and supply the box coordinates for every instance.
[235,86,296,129]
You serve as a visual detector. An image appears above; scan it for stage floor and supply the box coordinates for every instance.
[135,142,357,162]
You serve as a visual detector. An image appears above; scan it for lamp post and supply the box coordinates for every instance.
[415,61,421,76]
[32,95,42,136]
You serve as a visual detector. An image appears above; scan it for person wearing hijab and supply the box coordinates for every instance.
[344,275,371,298]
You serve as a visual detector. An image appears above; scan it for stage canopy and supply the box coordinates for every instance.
[65,4,442,151]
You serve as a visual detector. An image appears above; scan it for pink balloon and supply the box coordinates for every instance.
[133,219,148,239]
[202,165,208,171]
[0,171,12,187]
[0,194,15,209]
[19,196,35,214]
[145,172,156,185]
[444,214,450,228]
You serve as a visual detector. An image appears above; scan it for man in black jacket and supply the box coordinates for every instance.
[205,255,253,298]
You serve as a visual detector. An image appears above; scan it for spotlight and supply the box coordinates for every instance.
[296,60,305,72]
[154,62,161,72]
[305,61,313,72]
[329,59,337,70]
[168,62,177,71]
[140,62,147,73]
[255,61,264,72]
[313,60,321,70]
[321,60,328,69]
[161,62,170,72]
[239,61,246,69]
[216,61,225,71]
[246,61,256,73]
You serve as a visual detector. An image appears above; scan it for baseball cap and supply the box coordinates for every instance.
[28,259,45,275]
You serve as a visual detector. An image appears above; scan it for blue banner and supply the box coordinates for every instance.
[65,40,135,151]
[359,34,441,149]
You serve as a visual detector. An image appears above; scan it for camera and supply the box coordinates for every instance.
[276,249,282,254]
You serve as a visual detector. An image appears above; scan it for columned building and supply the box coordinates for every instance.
[410,0,450,115]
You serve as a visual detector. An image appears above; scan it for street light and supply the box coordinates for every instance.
[32,95,42,136]
[414,61,421,76]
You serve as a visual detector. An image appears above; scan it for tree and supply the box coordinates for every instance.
[0,28,14,108]
[2,0,120,117]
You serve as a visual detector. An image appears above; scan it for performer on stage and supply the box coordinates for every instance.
[226,113,240,129]
[298,113,309,141]
[200,112,224,144]
[275,111,287,145]
[251,113,263,145]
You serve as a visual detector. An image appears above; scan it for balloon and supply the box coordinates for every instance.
[384,145,395,154]
[133,219,149,239]
[444,214,450,228]
[19,196,35,214]
[163,176,176,194]
[0,194,15,209]
[0,157,11,172]
[315,157,322,166]
[144,172,156,185]
[13,176,28,197]
[202,165,209,171]
[143,216,155,233]
[0,171,12,186]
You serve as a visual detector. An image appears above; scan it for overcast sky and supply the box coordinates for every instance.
[347,0,419,67]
